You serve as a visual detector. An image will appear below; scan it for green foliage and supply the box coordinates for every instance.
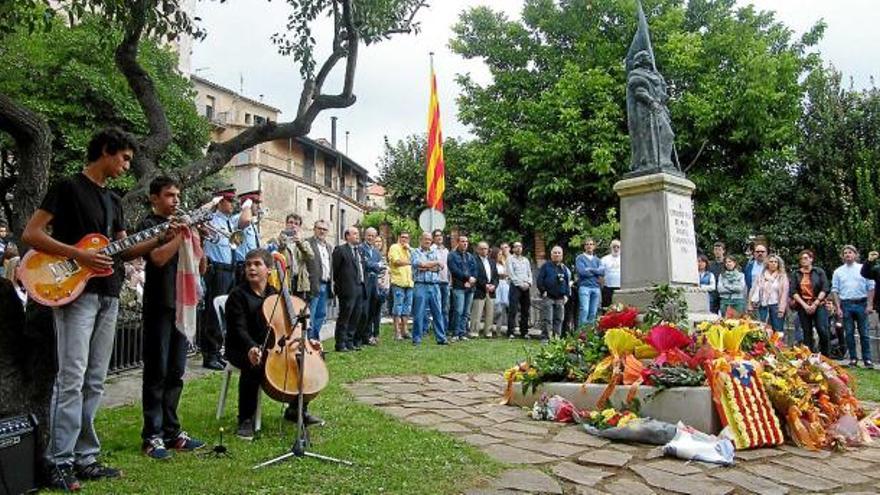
[0,11,210,195]
[448,0,823,254]
[644,284,688,328]
[520,331,607,395]
[360,210,419,244]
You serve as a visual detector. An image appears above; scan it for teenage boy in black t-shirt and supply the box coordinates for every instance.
[138,176,206,460]
[22,127,158,491]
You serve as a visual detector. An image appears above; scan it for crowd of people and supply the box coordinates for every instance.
[698,241,879,368]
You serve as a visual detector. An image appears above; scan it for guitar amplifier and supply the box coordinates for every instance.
[0,415,36,495]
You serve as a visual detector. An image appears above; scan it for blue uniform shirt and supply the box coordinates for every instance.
[233,222,260,262]
[203,211,240,264]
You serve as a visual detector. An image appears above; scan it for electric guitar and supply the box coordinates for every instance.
[19,207,214,307]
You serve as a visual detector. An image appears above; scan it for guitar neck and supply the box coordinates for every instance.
[101,221,170,257]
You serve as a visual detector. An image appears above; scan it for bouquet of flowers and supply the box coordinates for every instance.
[597,304,639,331]
[582,407,639,430]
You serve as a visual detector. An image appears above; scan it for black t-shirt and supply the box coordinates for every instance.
[39,173,125,297]
[224,283,277,364]
[138,214,175,310]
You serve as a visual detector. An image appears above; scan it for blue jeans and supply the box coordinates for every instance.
[451,288,474,337]
[391,285,413,316]
[48,293,118,467]
[308,281,330,340]
[842,300,871,362]
[412,283,447,344]
[757,304,785,333]
[577,286,601,328]
[423,282,450,334]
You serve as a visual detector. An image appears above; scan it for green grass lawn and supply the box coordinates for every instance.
[850,367,880,402]
[87,327,540,494]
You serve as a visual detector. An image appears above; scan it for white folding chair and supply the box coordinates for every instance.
[214,294,262,431]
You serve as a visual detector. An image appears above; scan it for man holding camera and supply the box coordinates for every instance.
[276,213,314,299]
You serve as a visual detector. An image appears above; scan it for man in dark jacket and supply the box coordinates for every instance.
[448,235,478,341]
[332,227,367,351]
[537,246,571,343]
[470,241,499,338]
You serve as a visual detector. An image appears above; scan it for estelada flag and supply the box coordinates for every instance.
[426,64,445,212]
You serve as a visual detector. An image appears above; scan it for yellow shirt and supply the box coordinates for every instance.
[387,243,414,288]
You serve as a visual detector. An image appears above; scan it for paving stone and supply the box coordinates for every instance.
[575,487,609,495]
[460,416,497,428]
[630,465,733,495]
[481,444,555,464]
[363,376,399,384]
[577,449,632,467]
[770,455,871,484]
[460,433,504,447]
[491,468,563,494]
[609,443,641,453]
[425,375,452,384]
[644,459,703,476]
[436,409,473,420]
[459,390,497,400]
[431,381,473,392]
[409,400,461,410]
[441,372,473,383]
[777,444,831,459]
[483,409,518,424]
[476,382,503,394]
[742,464,840,491]
[551,428,610,448]
[466,404,499,414]
[827,456,872,471]
[500,421,550,436]
[396,375,426,383]
[510,440,585,458]
[603,478,656,495]
[376,382,426,394]
[551,461,612,487]
[733,448,785,461]
[709,469,789,495]
[643,447,664,460]
[441,395,484,407]
[397,393,435,402]
[378,406,419,418]
[473,372,504,383]
[480,427,543,442]
[407,413,449,426]
[847,448,880,462]
[834,492,879,495]
[355,395,399,406]
[343,383,383,396]
[433,422,472,433]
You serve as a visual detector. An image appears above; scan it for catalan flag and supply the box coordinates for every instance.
[426,63,445,212]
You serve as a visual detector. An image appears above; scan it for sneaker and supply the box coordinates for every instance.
[236,419,255,441]
[48,464,81,491]
[167,431,205,452]
[865,360,874,368]
[75,461,121,480]
[460,336,469,341]
[451,336,460,342]
[850,359,859,368]
[303,412,326,427]
[142,437,173,460]
[508,334,516,340]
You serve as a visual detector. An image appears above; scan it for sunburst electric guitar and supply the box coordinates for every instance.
[19,206,214,307]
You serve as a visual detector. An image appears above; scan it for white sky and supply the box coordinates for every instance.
[191,0,879,178]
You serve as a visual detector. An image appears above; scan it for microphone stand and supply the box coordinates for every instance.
[253,282,352,469]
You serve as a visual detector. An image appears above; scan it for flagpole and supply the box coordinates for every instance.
[428,51,435,234]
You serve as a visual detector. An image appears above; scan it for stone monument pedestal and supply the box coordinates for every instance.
[612,172,711,319]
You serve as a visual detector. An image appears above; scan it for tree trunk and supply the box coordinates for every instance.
[0,93,52,240]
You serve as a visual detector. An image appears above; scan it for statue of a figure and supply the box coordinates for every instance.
[625,0,680,176]
[626,50,676,173]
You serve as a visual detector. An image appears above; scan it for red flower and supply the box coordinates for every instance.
[598,306,639,331]
[607,415,621,426]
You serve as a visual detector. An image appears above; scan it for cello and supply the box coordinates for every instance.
[261,254,329,403]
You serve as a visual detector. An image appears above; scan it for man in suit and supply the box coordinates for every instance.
[332,226,367,352]
[470,241,499,338]
[358,227,385,346]
[306,219,333,341]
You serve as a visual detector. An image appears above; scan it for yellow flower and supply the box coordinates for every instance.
[602,408,616,420]
[590,411,600,420]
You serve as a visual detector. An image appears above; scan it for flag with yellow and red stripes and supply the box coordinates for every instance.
[426,65,445,212]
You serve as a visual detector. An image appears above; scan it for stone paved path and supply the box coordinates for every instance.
[347,372,880,495]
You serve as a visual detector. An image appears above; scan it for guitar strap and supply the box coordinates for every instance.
[100,188,115,238]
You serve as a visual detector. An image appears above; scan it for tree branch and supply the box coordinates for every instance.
[114,0,172,180]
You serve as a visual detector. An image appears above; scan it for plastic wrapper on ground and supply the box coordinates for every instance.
[663,422,735,465]
[581,418,678,445]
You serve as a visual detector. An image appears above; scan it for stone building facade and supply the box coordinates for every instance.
[191,76,370,245]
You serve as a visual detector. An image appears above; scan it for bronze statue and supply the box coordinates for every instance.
[625,1,681,176]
